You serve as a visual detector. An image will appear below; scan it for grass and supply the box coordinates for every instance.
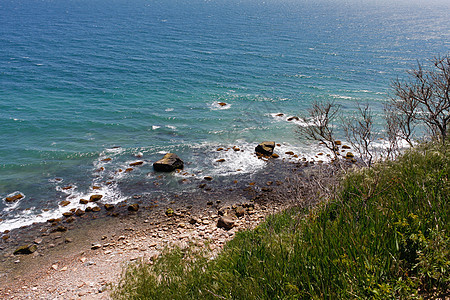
[112,141,449,299]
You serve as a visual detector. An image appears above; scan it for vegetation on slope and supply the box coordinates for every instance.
[113,140,449,299]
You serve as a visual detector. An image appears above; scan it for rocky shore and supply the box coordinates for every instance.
[0,141,355,299]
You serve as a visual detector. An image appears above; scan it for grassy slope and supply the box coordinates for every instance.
[113,141,449,299]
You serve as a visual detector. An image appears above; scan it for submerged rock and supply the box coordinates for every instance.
[89,195,103,202]
[255,141,275,156]
[59,200,71,207]
[14,244,37,255]
[129,161,144,166]
[153,153,184,172]
[5,193,24,203]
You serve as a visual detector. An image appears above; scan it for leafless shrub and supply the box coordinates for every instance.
[383,106,401,160]
[390,55,450,144]
[297,100,341,159]
[343,102,375,167]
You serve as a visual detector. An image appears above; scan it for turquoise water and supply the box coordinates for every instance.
[1,0,449,230]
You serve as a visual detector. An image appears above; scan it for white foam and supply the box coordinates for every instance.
[209,101,231,110]
[330,94,353,100]
[165,108,174,112]
[152,125,161,130]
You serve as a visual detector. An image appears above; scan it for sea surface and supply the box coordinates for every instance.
[1,0,449,231]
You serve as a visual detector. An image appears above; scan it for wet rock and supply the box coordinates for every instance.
[79,199,89,204]
[102,158,112,162]
[335,140,342,145]
[5,193,24,203]
[216,159,226,163]
[198,183,207,189]
[62,212,73,217]
[153,153,184,172]
[52,225,67,232]
[75,209,85,216]
[217,216,235,230]
[285,151,294,155]
[85,206,93,212]
[217,147,224,151]
[342,145,351,149]
[59,200,71,207]
[271,153,279,158]
[89,195,103,202]
[62,186,72,190]
[92,206,101,212]
[92,186,101,190]
[218,102,227,106]
[276,113,284,117]
[14,244,37,255]
[129,161,144,166]
[255,141,275,156]
[204,176,213,181]
[104,204,115,210]
[65,216,76,223]
[287,116,299,121]
[128,204,139,212]
[345,152,354,158]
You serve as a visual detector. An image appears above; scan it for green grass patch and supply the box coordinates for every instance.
[113,141,449,299]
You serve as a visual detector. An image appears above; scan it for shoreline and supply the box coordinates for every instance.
[0,154,329,299]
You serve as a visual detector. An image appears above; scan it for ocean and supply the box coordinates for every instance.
[1,0,449,231]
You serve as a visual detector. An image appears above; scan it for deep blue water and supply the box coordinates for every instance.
[1,0,449,230]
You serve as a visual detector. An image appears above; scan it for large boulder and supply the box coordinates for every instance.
[153,153,184,172]
[255,141,275,156]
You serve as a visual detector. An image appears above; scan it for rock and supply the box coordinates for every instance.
[275,113,284,117]
[65,216,75,223]
[85,206,93,212]
[62,212,73,217]
[89,195,103,202]
[255,141,275,156]
[129,161,144,166]
[104,204,115,210]
[14,244,37,255]
[271,153,279,158]
[153,153,184,172]
[59,200,70,207]
[128,204,139,212]
[75,209,85,216]
[235,206,245,217]
[287,116,299,121]
[102,158,112,162]
[5,193,24,203]
[91,243,102,250]
[285,151,294,155]
[218,102,227,106]
[342,145,351,149]
[65,238,73,243]
[198,183,207,189]
[92,206,101,212]
[79,199,89,204]
[217,216,235,230]
[52,225,67,232]
[166,208,174,217]
[204,176,213,181]
[216,159,226,163]
[335,140,342,145]
[189,217,200,224]
[62,186,72,190]
[345,152,354,158]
